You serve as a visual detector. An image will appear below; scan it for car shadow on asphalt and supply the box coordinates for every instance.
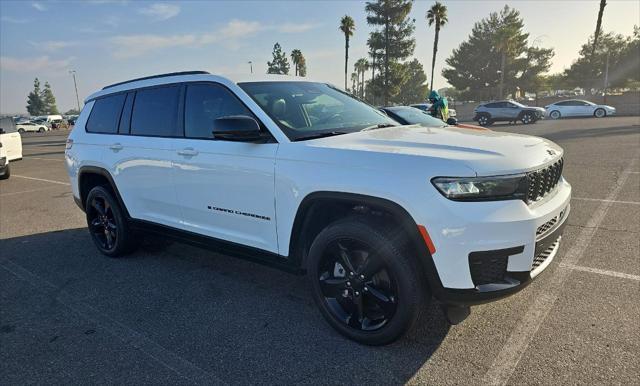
[1,228,450,384]
[541,125,640,141]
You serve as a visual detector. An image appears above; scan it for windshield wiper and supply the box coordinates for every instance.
[293,131,348,141]
[360,123,397,131]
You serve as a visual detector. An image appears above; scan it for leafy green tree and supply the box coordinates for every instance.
[392,59,428,104]
[426,1,448,92]
[366,0,416,105]
[339,15,356,90]
[267,43,290,75]
[41,81,59,115]
[443,6,550,100]
[564,31,639,92]
[298,55,307,77]
[26,78,45,116]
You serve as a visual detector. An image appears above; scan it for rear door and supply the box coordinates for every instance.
[0,117,22,161]
[171,82,279,253]
[97,86,183,228]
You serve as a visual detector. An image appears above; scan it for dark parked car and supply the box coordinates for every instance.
[381,106,487,130]
[473,100,545,126]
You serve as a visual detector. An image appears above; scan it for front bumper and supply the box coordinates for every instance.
[416,178,571,306]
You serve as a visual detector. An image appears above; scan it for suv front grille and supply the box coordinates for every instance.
[526,157,564,204]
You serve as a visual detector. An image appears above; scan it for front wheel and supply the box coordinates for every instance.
[594,108,606,118]
[549,110,561,120]
[38,127,45,133]
[521,113,535,124]
[307,217,427,345]
[18,128,25,134]
[85,186,138,257]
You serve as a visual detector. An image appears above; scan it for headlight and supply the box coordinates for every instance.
[431,174,527,201]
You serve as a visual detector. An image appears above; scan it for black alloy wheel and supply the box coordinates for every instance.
[318,238,399,332]
[88,195,118,251]
[521,113,534,124]
[477,115,491,126]
[308,217,426,345]
[85,185,137,257]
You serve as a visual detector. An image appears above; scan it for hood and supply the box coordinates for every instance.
[307,125,563,175]
[524,106,546,112]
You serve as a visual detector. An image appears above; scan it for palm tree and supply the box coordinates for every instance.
[290,49,302,76]
[591,0,607,57]
[426,1,448,92]
[351,72,358,94]
[339,15,356,90]
[354,58,369,98]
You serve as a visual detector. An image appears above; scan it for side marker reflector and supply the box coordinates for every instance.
[418,225,436,255]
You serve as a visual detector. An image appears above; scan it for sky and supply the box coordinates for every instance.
[1,0,638,114]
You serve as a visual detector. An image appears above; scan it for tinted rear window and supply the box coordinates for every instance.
[86,94,126,134]
[131,86,180,137]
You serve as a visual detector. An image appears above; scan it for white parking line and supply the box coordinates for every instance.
[0,186,61,197]
[559,263,640,281]
[572,197,640,205]
[0,259,225,385]
[13,175,70,186]
[483,158,638,386]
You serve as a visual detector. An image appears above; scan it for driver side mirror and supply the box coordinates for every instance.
[212,116,263,142]
[446,117,458,126]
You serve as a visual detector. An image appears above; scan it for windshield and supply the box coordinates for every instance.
[238,81,397,140]
[386,107,447,127]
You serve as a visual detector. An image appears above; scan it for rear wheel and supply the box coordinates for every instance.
[477,114,492,127]
[85,186,137,257]
[594,108,606,118]
[18,128,25,134]
[549,110,561,120]
[307,217,427,345]
[38,127,45,133]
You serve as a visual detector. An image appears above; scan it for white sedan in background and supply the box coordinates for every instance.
[545,99,616,119]
[16,121,49,133]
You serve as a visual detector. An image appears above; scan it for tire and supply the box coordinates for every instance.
[85,185,138,257]
[477,114,492,127]
[38,127,45,133]
[18,128,25,134]
[594,108,606,118]
[0,163,10,180]
[307,216,427,345]
[549,110,561,120]
[520,112,535,124]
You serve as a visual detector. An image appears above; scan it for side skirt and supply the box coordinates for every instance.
[129,219,304,275]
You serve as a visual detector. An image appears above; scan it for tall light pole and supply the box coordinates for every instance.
[248,61,253,74]
[69,70,80,112]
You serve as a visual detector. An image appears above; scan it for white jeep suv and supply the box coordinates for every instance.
[66,71,571,345]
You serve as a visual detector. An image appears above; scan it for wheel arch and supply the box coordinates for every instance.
[77,166,130,218]
[288,191,444,293]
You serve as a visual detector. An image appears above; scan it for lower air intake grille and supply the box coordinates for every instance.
[531,238,560,272]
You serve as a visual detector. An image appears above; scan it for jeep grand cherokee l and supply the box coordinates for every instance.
[66,71,571,345]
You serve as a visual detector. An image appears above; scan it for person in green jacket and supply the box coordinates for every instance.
[427,90,449,121]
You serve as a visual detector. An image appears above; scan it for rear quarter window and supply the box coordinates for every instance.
[86,94,126,134]
[130,85,180,137]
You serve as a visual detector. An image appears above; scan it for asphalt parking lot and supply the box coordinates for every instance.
[1,117,639,385]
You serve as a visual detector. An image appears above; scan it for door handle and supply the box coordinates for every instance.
[177,148,198,157]
[109,143,123,151]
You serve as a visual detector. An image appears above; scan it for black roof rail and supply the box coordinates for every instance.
[102,71,210,90]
